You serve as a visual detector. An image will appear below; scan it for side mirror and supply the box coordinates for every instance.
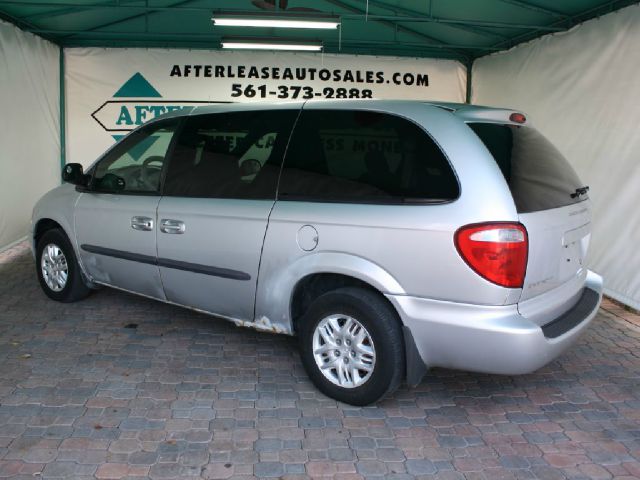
[62,163,89,186]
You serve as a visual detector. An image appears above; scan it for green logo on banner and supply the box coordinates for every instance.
[113,73,162,98]
[91,72,215,140]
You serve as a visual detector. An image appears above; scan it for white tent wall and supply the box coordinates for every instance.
[471,5,640,310]
[0,21,60,251]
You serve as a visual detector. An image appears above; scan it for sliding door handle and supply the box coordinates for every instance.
[160,219,185,234]
[131,216,154,231]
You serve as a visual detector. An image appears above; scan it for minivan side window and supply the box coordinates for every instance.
[91,119,178,194]
[163,110,298,199]
[278,110,459,203]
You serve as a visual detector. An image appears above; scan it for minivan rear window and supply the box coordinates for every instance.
[279,110,459,203]
[468,123,588,213]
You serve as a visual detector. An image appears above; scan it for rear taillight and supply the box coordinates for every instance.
[454,223,528,288]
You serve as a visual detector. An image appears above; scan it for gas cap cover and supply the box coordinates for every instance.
[297,225,319,251]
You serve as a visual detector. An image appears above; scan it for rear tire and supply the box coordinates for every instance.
[298,287,405,406]
[36,228,91,303]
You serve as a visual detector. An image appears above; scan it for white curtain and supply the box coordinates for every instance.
[472,4,640,309]
[0,20,60,250]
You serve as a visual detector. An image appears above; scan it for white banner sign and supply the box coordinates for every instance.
[65,48,466,166]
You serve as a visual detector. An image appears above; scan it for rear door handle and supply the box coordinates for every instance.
[131,216,154,231]
[160,219,185,234]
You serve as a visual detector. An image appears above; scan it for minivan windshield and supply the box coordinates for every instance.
[468,123,588,213]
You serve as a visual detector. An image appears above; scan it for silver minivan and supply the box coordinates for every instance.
[32,100,603,405]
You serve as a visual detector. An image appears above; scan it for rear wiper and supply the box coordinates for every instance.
[570,186,590,198]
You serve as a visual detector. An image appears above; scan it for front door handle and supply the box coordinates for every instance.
[131,216,154,231]
[160,219,185,234]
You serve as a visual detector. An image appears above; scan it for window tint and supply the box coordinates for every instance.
[92,120,178,193]
[469,123,587,213]
[279,110,458,203]
[163,110,297,199]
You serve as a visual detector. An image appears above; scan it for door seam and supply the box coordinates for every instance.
[252,105,305,324]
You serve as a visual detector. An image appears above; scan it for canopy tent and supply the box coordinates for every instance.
[1,0,638,309]
[0,0,636,63]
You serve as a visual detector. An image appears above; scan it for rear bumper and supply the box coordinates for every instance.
[387,270,603,377]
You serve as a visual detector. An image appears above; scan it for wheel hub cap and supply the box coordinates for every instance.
[41,243,68,292]
[312,314,376,389]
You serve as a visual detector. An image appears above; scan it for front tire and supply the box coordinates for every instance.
[298,287,405,405]
[36,228,90,302]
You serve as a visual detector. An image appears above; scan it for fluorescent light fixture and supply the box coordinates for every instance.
[214,18,339,29]
[221,38,322,52]
[222,42,322,51]
[212,12,340,30]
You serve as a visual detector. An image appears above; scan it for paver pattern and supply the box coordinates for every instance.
[1,240,639,479]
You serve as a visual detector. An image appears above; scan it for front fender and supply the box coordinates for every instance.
[254,251,405,334]
[31,184,80,257]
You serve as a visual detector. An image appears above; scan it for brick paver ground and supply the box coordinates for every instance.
[1,240,639,479]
